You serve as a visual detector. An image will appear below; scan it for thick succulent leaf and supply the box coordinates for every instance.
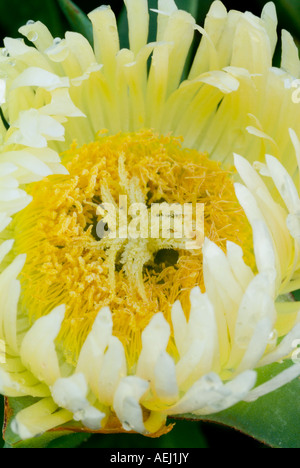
[176,360,300,448]
[57,0,93,44]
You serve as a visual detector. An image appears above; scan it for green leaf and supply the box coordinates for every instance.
[176,360,300,448]
[175,0,200,18]
[57,0,93,45]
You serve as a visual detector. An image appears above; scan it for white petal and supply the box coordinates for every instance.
[97,336,127,406]
[19,21,54,52]
[125,0,149,55]
[51,373,88,412]
[234,153,273,199]
[187,287,219,373]
[194,370,257,415]
[244,364,300,402]
[76,307,113,396]
[51,373,105,430]
[9,109,65,148]
[136,312,170,381]
[164,372,226,415]
[226,241,254,290]
[154,351,179,402]
[0,162,18,177]
[1,151,53,178]
[171,300,188,357]
[197,70,239,93]
[0,255,26,343]
[203,238,244,302]
[175,339,205,388]
[289,128,300,174]
[20,305,65,385]
[11,67,69,91]
[233,271,276,350]
[113,376,149,433]
[266,153,300,214]
[258,322,300,367]
[0,367,21,396]
[40,88,85,118]
[0,239,14,264]
[251,219,276,274]
[281,30,300,77]
[235,318,272,373]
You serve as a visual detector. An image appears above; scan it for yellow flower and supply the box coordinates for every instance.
[1,0,300,440]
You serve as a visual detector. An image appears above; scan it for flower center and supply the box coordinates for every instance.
[12,130,254,367]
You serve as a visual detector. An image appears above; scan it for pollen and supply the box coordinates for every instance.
[12,130,255,367]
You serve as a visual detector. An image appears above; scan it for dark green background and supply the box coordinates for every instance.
[0,0,299,449]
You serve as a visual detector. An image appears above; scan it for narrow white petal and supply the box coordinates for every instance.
[0,162,18,177]
[197,70,239,94]
[125,0,149,55]
[194,370,257,415]
[18,21,54,52]
[11,67,69,91]
[9,109,65,148]
[136,312,170,381]
[251,219,276,274]
[2,151,53,178]
[175,339,205,388]
[281,29,300,77]
[244,364,300,402]
[154,351,179,402]
[0,255,26,343]
[76,307,113,396]
[289,128,300,174]
[113,376,149,433]
[235,318,272,373]
[51,373,88,412]
[226,241,254,290]
[234,153,273,200]
[233,271,276,351]
[0,367,21,396]
[164,373,226,415]
[258,322,300,367]
[51,373,105,430]
[266,153,300,214]
[187,287,219,374]
[171,300,188,357]
[20,305,65,385]
[203,239,244,300]
[0,239,14,264]
[97,336,127,406]
[40,88,85,118]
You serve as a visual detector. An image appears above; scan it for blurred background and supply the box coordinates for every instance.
[0,0,299,449]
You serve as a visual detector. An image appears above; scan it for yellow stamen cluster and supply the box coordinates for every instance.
[12,130,254,367]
